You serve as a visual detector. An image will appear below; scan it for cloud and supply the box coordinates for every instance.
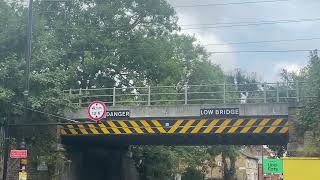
[176,11,237,72]
[169,0,320,81]
[275,62,306,75]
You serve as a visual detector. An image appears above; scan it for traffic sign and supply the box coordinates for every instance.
[87,100,107,122]
[263,159,283,174]
[10,150,28,159]
[200,108,240,117]
[18,171,27,180]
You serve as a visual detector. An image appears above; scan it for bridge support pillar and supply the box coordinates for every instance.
[287,105,304,156]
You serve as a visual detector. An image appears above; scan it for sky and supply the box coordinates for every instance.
[168,0,320,81]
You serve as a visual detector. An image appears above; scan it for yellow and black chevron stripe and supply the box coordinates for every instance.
[60,117,288,136]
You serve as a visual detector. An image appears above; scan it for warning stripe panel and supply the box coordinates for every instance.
[60,117,288,136]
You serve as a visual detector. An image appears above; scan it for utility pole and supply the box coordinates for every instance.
[261,145,264,180]
[24,0,33,109]
[19,0,33,179]
[2,117,9,180]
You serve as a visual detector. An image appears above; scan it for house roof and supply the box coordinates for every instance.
[240,151,259,161]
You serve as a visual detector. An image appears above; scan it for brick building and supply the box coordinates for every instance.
[205,150,259,180]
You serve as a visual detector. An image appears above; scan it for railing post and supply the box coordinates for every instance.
[184,84,188,105]
[113,87,116,106]
[66,88,71,101]
[79,88,82,107]
[286,82,289,102]
[264,84,267,103]
[296,81,300,102]
[276,82,280,103]
[223,82,226,104]
[148,86,151,106]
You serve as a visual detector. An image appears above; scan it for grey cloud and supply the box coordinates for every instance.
[168,0,320,81]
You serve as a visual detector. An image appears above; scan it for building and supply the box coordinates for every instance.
[205,149,259,180]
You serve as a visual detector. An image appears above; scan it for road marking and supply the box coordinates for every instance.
[240,118,257,133]
[191,119,207,133]
[88,124,99,134]
[203,119,219,133]
[280,122,289,133]
[67,125,78,135]
[152,120,166,133]
[253,118,269,133]
[228,118,244,133]
[107,121,121,134]
[267,118,283,133]
[215,119,232,134]
[118,121,132,134]
[140,120,155,133]
[98,123,110,134]
[78,124,89,134]
[129,121,144,134]
[60,128,67,135]
[168,120,184,134]
[180,120,195,133]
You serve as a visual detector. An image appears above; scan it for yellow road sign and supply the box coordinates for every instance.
[19,171,27,180]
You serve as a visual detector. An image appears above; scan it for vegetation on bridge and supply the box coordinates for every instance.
[281,51,320,156]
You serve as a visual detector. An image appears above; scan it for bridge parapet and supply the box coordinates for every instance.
[67,104,289,119]
[63,82,312,108]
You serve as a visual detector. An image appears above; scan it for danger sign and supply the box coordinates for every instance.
[10,150,28,159]
[87,100,107,122]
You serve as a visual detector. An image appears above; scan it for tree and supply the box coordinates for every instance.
[279,50,320,155]
[208,145,239,180]
[0,0,243,179]
[296,51,320,155]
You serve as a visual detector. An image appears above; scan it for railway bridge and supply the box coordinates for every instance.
[60,82,309,180]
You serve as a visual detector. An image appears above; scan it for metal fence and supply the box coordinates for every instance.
[63,81,314,107]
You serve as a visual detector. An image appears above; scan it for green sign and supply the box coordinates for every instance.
[263,159,283,174]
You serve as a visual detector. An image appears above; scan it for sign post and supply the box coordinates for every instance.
[263,159,283,174]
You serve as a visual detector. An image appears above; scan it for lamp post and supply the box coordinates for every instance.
[261,145,264,180]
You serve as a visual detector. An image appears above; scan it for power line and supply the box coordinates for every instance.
[179,18,319,27]
[16,0,290,7]
[29,17,320,31]
[1,45,319,57]
[181,18,320,30]
[203,37,320,46]
[1,36,320,56]
[9,102,78,122]
[174,0,290,8]
[209,49,316,54]
[55,48,319,55]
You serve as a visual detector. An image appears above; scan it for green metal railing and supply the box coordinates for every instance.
[63,81,315,107]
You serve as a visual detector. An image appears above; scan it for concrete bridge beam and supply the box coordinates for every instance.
[67,103,289,119]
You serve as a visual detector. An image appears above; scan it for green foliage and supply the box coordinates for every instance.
[182,167,204,180]
[280,50,320,154]
[297,51,320,146]
[286,52,320,134]
[0,0,244,178]
[208,146,239,180]
[132,146,213,180]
